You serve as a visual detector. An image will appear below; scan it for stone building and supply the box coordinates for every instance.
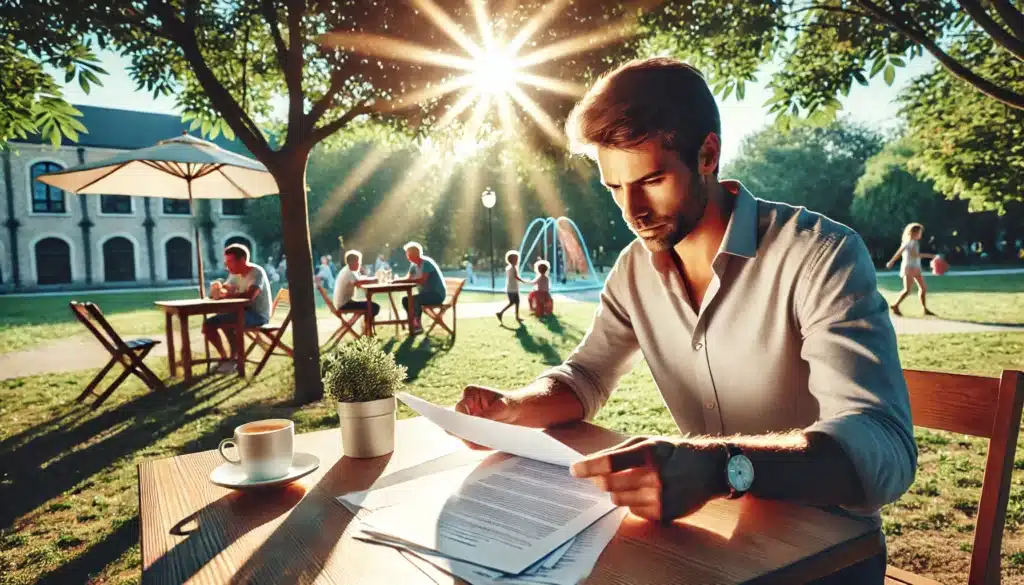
[0,105,259,291]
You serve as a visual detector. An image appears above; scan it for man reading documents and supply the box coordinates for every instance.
[456,58,916,584]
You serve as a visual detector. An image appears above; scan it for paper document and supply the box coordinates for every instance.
[354,455,617,574]
[397,392,582,466]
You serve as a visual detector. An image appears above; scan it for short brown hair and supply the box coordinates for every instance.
[566,57,721,173]
[224,243,249,261]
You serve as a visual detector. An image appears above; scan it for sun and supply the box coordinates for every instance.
[470,48,522,97]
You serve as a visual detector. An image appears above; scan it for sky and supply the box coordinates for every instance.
[56,50,937,166]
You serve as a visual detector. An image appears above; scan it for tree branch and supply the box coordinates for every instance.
[989,0,1024,40]
[310,102,371,144]
[306,69,347,128]
[789,3,871,20]
[284,0,306,146]
[957,0,1024,62]
[259,0,288,74]
[853,0,1024,110]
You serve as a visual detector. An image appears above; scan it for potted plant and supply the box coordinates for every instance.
[322,337,407,458]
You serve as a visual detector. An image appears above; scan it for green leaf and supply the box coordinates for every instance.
[883,64,896,86]
[722,84,733,101]
[853,70,868,86]
[79,74,91,94]
[736,80,746,101]
[870,57,886,78]
[889,56,906,67]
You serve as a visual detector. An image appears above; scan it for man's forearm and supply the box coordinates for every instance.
[505,378,585,428]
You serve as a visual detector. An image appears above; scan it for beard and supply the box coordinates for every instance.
[631,176,709,253]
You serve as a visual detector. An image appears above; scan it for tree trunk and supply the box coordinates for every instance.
[273,152,323,403]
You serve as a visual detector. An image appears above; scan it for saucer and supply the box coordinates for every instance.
[209,452,320,490]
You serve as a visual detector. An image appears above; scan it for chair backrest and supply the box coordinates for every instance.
[903,368,1024,585]
[269,289,292,325]
[316,282,339,314]
[69,301,129,355]
[444,277,466,305]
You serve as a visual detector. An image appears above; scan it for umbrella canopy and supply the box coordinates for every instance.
[35,134,279,297]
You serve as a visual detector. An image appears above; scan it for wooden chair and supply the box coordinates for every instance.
[242,289,294,377]
[885,369,1024,585]
[421,277,466,341]
[69,301,165,409]
[317,282,368,347]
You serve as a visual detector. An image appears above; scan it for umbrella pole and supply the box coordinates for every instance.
[190,180,207,299]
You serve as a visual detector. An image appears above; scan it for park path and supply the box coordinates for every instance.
[1,296,1021,381]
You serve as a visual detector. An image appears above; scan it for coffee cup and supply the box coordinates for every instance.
[218,419,295,480]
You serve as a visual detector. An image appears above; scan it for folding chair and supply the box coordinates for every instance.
[422,277,466,341]
[317,283,367,347]
[884,369,1024,585]
[69,301,165,409]
[243,289,294,378]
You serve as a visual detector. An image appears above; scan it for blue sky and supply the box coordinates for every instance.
[57,51,937,166]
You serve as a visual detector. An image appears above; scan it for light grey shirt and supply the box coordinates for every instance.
[539,182,916,512]
[226,264,272,322]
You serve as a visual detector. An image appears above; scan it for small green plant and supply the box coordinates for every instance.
[322,338,407,403]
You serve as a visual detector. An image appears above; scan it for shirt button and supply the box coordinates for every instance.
[704,401,716,410]
[693,341,703,350]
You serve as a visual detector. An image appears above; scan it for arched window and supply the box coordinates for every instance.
[35,237,71,284]
[30,162,66,214]
[102,237,136,282]
[165,237,193,280]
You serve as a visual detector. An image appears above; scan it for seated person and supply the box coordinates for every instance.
[528,260,553,316]
[393,241,446,334]
[333,250,381,317]
[203,244,271,374]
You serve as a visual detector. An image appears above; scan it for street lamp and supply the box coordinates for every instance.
[481,187,497,290]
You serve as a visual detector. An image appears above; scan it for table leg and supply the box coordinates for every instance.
[179,314,192,384]
[365,292,376,337]
[388,292,403,335]
[165,312,177,377]
[405,289,415,333]
[235,307,246,379]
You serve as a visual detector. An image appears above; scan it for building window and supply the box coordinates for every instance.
[165,237,193,280]
[102,237,136,282]
[30,162,67,214]
[221,199,246,217]
[163,198,191,215]
[35,237,72,285]
[101,195,133,215]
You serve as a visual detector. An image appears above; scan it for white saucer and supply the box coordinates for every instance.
[209,452,320,490]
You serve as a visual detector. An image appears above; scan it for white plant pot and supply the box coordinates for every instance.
[337,396,396,458]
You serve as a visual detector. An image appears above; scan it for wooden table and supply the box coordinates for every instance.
[139,417,882,585]
[357,282,416,336]
[154,299,249,383]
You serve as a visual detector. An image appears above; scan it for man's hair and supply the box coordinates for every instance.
[345,250,362,264]
[224,243,250,261]
[565,57,721,173]
[505,250,519,264]
[403,241,423,254]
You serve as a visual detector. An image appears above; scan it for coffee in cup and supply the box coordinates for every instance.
[218,419,295,480]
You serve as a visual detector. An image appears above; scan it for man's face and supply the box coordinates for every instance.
[224,253,244,273]
[348,257,360,271]
[597,140,707,253]
[406,248,420,263]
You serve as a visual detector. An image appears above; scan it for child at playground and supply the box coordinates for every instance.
[528,260,553,317]
[497,250,528,324]
[886,222,937,317]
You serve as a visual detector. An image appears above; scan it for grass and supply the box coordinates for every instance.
[1,278,1024,583]
[877,273,1024,325]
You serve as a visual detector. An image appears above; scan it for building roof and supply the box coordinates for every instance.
[14,105,251,155]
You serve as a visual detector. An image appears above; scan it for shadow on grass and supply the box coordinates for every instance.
[537,314,587,343]
[514,325,563,366]
[34,516,139,585]
[383,336,450,382]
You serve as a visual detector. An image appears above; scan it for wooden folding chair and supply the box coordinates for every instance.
[885,369,1024,585]
[243,289,294,378]
[69,301,165,409]
[421,277,466,341]
[317,283,367,347]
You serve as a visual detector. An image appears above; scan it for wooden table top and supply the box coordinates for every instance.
[154,298,250,314]
[357,282,415,293]
[139,417,881,585]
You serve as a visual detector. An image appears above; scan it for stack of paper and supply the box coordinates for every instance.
[336,393,626,585]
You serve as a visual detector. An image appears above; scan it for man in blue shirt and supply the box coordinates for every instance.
[395,241,446,334]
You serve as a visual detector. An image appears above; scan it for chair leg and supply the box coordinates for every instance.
[77,357,118,403]
[91,367,134,409]
[124,345,165,392]
[252,333,281,378]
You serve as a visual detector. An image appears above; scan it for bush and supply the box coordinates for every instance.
[321,337,407,403]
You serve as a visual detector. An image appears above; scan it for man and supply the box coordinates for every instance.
[455,58,915,583]
[203,243,272,373]
[334,250,381,317]
[394,242,446,334]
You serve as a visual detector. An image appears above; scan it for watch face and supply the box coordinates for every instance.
[727,454,754,492]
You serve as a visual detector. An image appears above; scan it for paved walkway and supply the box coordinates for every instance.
[2,296,1021,381]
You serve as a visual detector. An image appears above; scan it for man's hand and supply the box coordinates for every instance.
[452,386,520,450]
[569,437,727,522]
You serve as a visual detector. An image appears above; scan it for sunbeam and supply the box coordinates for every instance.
[311,145,392,236]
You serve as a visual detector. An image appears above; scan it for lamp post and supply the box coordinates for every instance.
[481,187,497,291]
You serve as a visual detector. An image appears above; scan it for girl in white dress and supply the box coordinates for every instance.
[886,222,937,316]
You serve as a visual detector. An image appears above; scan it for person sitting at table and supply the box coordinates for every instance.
[334,250,381,317]
[203,243,272,374]
[454,57,915,584]
[393,241,446,335]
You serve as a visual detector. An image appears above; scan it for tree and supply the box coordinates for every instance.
[4,1,639,402]
[723,119,884,224]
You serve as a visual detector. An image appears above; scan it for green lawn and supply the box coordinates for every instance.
[877,273,1024,325]
[1,280,1024,584]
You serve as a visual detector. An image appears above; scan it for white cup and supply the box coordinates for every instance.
[218,419,295,480]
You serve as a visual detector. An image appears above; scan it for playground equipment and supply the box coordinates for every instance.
[516,216,598,285]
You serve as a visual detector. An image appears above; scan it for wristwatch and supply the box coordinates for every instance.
[724,444,754,499]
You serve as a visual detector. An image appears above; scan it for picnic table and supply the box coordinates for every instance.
[154,298,249,383]
[138,417,882,584]
[357,282,416,336]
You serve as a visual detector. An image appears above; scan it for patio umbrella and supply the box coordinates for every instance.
[35,134,279,297]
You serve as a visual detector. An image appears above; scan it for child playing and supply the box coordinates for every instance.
[886,222,937,317]
[496,250,528,324]
[528,260,553,317]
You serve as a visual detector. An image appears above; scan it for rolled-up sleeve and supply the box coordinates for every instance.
[536,257,641,420]
[799,232,917,510]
